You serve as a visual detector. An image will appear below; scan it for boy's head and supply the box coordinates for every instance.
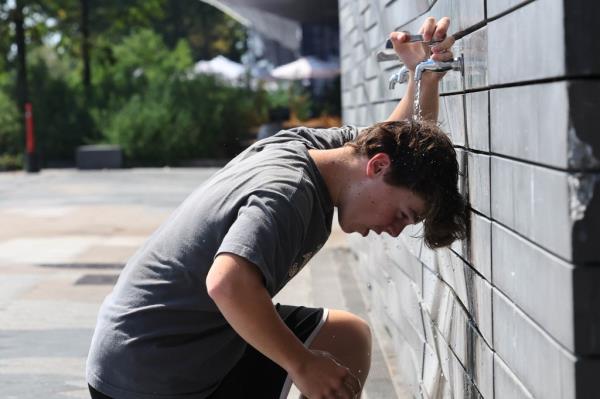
[344,120,467,248]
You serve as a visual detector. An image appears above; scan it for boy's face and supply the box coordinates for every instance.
[337,153,426,237]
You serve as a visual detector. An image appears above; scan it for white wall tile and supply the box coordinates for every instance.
[493,288,577,399]
[490,82,570,168]
[488,0,565,84]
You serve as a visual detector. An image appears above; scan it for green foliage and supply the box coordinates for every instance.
[103,74,261,164]
[0,2,12,73]
[263,84,317,122]
[156,1,246,62]
[0,153,23,171]
[263,82,341,122]
[0,1,254,166]
[31,0,165,57]
[289,84,313,122]
[92,29,192,109]
[266,87,290,109]
[319,77,341,117]
[91,0,164,37]
[94,29,261,164]
[28,48,95,162]
[0,89,21,155]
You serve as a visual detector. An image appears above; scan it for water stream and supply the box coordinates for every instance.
[413,78,422,121]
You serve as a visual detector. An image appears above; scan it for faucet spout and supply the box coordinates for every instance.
[415,55,464,81]
[388,66,410,89]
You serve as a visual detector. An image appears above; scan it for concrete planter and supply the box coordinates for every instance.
[76,145,123,170]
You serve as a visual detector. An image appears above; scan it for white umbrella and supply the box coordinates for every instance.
[271,56,340,80]
[193,55,246,80]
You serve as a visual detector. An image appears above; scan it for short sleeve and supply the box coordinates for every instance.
[283,125,361,150]
[215,187,312,296]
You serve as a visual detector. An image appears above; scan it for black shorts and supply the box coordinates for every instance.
[89,304,327,399]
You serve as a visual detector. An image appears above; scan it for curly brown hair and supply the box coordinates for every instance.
[346,120,467,248]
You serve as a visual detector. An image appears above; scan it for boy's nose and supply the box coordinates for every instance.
[388,223,406,237]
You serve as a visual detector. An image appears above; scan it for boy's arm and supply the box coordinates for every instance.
[207,253,357,399]
[385,72,441,122]
[385,17,455,123]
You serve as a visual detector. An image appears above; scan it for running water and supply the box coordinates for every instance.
[413,78,422,121]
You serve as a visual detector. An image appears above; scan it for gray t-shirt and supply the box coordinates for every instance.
[86,125,359,399]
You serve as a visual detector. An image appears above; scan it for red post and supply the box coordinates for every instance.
[24,102,39,172]
[25,102,35,154]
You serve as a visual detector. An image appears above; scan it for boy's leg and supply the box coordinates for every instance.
[307,309,372,395]
[87,305,325,399]
[210,304,327,399]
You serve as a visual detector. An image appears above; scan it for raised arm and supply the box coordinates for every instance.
[385,17,456,123]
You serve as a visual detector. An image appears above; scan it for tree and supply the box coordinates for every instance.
[0,0,252,165]
[14,0,41,171]
[156,1,246,62]
[80,0,90,101]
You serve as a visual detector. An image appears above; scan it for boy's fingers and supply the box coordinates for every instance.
[431,50,454,62]
[431,35,455,53]
[344,372,362,396]
[420,17,437,41]
[433,17,451,41]
[389,31,409,46]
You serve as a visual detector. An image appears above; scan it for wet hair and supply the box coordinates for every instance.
[346,120,467,248]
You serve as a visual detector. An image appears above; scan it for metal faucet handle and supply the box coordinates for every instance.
[377,34,444,63]
[385,35,444,49]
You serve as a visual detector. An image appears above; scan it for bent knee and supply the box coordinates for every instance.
[323,310,372,352]
[344,312,372,348]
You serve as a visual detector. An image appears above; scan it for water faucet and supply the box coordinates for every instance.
[388,54,464,89]
[414,54,464,81]
[388,66,410,89]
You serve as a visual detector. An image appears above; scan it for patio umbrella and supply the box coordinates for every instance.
[270,56,340,80]
[193,55,246,80]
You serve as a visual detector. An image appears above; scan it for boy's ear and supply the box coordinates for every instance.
[366,153,392,177]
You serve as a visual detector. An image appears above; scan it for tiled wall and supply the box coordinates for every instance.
[339,0,600,397]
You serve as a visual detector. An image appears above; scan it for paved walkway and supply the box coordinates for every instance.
[0,168,398,398]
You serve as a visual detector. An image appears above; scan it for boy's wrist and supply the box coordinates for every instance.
[418,70,444,84]
[407,70,443,84]
[282,344,313,375]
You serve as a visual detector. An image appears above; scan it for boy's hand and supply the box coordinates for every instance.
[389,16,455,72]
[289,350,361,399]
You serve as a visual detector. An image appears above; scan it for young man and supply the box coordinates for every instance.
[87,17,466,399]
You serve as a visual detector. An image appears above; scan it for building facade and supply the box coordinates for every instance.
[340,0,600,397]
